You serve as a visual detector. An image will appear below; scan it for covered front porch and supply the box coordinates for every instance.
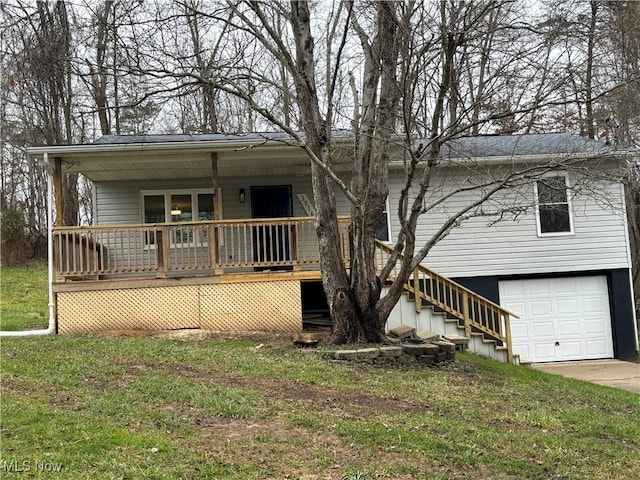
[31,134,357,336]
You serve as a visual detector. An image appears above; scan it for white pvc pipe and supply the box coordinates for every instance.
[1,152,56,337]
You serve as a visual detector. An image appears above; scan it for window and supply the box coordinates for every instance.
[142,189,216,224]
[375,198,391,242]
[535,175,573,235]
[141,189,217,245]
[143,195,165,223]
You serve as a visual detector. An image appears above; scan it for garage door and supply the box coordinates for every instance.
[499,276,614,363]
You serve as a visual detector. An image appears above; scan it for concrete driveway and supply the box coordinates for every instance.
[532,360,640,394]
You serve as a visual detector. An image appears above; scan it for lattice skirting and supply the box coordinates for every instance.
[56,281,302,334]
[199,282,301,331]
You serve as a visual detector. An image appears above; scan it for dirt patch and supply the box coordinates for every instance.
[190,415,421,479]
[233,375,429,417]
[150,358,432,419]
[93,328,291,342]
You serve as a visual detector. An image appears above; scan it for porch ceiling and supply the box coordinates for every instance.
[58,151,340,181]
[67,152,330,181]
[30,140,356,182]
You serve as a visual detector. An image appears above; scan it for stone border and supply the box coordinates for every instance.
[320,341,456,365]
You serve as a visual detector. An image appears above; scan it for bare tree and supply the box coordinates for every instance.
[166,0,625,344]
[85,0,114,135]
[598,0,640,316]
[1,0,634,331]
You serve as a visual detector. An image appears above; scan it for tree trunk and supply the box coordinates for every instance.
[290,1,401,344]
[89,0,113,135]
[585,0,598,139]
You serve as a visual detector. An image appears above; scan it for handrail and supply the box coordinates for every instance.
[52,217,351,279]
[375,240,517,363]
[52,216,351,230]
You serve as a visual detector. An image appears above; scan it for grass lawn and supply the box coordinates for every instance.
[0,263,48,331]
[1,265,639,479]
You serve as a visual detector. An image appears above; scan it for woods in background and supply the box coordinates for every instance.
[1,1,638,315]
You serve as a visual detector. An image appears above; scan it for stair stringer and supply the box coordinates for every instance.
[384,287,509,363]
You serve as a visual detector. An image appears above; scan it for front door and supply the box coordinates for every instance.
[251,186,293,270]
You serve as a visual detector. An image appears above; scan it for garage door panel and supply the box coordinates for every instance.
[501,281,525,296]
[555,278,578,293]
[584,319,608,334]
[499,276,613,362]
[585,339,609,356]
[557,320,580,336]
[532,321,555,337]
[580,277,606,292]
[560,341,582,358]
[511,322,529,340]
[531,301,552,315]
[557,299,579,314]
[583,298,606,314]
[529,281,551,295]
[534,343,556,361]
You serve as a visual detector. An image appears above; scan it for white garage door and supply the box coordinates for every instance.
[499,276,614,363]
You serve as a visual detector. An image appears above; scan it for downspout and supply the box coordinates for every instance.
[621,179,639,352]
[1,152,56,337]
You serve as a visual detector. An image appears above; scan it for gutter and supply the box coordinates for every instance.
[1,152,56,337]
[26,135,357,161]
[388,150,636,170]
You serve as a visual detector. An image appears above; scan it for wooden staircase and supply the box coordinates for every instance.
[375,241,519,364]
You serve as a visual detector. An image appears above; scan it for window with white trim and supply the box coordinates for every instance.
[142,189,215,224]
[375,198,391,242]
[141,189,216,245]
[535,175,573,236]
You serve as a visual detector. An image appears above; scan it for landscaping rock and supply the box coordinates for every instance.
[432,340,456,353]
[356,348,381,360]
[417,330,440,342]
[389,325,417,340]
[443,334,470,351]
[419,355,436,365]
[333,350,358,361]
[379,346,404,358]
[402,343,440,356]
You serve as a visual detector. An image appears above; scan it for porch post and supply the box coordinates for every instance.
[211,152,223,274]
[211,152,220,221]
[54,157,64,226]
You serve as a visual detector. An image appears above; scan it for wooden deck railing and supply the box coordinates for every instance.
[374,240,516,363]
[53,217,351,279]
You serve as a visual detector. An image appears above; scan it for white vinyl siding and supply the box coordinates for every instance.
[94,163,630,279]
[386,168,630,277]
[94,175,350,225]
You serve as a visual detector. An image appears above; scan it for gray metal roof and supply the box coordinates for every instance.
[91,131,611,157]
[439,132,609,158]
[91,130,354,145]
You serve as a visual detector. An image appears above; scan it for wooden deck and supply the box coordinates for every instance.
[53,217,350,282]
[53,268,323,292]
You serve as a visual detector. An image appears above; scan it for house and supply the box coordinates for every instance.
[26,132,638,363]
